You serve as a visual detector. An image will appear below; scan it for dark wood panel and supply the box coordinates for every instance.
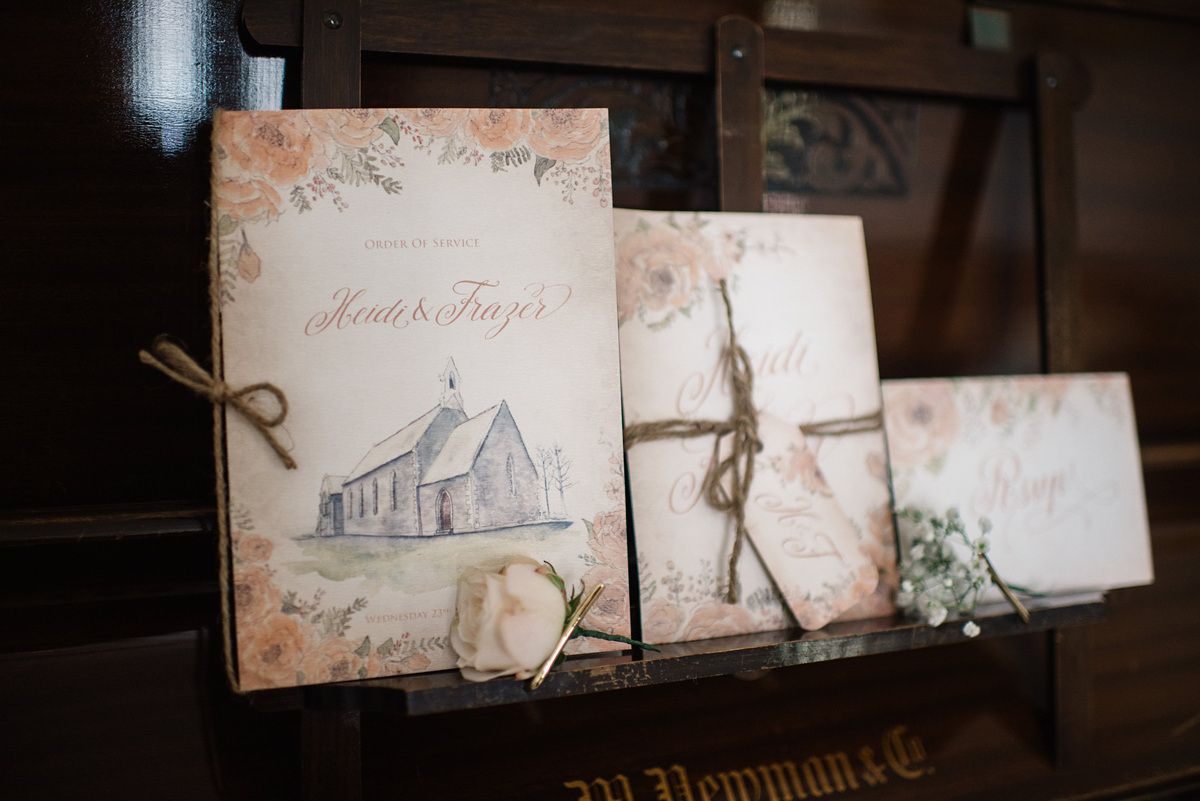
[1023,0,1200,23]
[1,1,269,511]
[1011,4,1200,438]
[0,633,222,799]
[763,27,1027,101]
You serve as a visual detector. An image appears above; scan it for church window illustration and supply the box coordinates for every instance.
[316,358,549,537]
[437,489,453,533]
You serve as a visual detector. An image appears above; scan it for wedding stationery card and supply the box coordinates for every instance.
[617,210,896,643]
[883,374,1153,597]
[214,108,629,689]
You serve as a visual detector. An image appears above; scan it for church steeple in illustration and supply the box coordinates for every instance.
[439,358,464,412]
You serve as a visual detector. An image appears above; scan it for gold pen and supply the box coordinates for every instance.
[529,582,606,691]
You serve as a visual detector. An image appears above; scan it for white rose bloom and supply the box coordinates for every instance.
[450,557,567,682]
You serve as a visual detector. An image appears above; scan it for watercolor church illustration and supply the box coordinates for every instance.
[316,359,544,537]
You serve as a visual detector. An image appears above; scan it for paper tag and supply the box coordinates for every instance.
[744,414,879,629]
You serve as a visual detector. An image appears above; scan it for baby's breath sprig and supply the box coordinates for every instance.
[896,507,1030,638]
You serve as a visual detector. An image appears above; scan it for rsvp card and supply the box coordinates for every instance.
[883,374,1153,597]
[617,210,896,643]
[214,109,630,689]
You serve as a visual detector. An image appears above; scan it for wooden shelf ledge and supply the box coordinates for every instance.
[263,592,1106,717]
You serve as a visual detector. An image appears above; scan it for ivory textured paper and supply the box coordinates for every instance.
[616,210,896,644]
[214,108,629,689]
[883,373,1153,597]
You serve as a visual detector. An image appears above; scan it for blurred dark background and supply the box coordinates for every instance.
[2,1,1198,798]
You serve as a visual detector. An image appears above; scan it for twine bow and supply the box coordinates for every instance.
[624,280,760,603]
[139,337,297,470]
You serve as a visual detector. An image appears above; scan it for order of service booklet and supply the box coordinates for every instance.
[883,373,1154,597]
[213,108,629,690]
[616,210,897,644]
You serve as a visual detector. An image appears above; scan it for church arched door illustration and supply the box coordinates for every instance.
[437,489,453,533]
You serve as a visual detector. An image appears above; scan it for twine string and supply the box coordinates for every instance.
[801,411,883,437]
[623,279,882,604]
[624,280,758,603]
[139,338,297,470]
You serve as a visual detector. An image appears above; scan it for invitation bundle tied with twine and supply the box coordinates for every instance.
[616,210,897,644]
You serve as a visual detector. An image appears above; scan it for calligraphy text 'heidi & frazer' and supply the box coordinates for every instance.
[304,280,572,340]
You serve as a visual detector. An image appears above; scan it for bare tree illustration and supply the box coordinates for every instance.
[549,441,575,517]
[535,446,554,518]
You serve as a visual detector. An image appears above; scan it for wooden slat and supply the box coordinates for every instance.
[763,28,1027,101]
[0,503,215,546]
[302,0,361,108]
[1141,440,1200,470]
[248,0,714,74]
[716,16,765,213]
[1053,625,1093,769]
[1034,52,1084,374]
[302,696,363,801]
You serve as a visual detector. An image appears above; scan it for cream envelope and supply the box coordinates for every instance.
[617,210,896,644]
[214,109,630,689]
[883,374,1153,597]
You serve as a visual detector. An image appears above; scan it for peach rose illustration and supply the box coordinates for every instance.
[235,533,273,564]
[588,509,627,569]
[614,249,643,324]
[681,603,755,641]
[866,503,894,558]
[300,637,364,684]
[642,599,685,644]
[400,652,432,673]
[773,443,830,494]
[466,109,531,151]
[233,565,281,628]
[580,565,631,638]
[617,224,718,321]
[216,110,324,188]
[719,229,745,273]
[238,612,310,689]
[866,451,888,483]
[306,108,387,149]
[990,398,1011,425]
[1014,375,1072,411]
[214,178,282,223]
[528,108,607,163]
[235,238,261,283]
[402,108,468,138]
[883,383,960,470]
